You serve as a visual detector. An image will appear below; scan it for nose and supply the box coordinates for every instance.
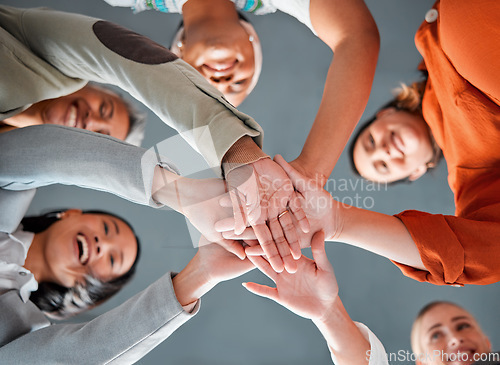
[448,333,463,349]
[378,136,403,159]
[208,76,233,94]
[371,139,390,159]
[94,235,111,258]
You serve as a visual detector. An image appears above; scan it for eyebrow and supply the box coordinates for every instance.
[113,220,120,234]
[426,316,470,333]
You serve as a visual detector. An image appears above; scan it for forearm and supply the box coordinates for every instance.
[313,298,370,365]
[336,205,425,270]
[298,36,379,180]
[0,5,262,173]
[0,125,164,207]
[0,273,196,364]
[297,0,379,180]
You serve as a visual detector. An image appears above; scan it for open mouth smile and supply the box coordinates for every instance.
[76,233,90,265]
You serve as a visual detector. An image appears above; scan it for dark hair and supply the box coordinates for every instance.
[348,79,442,185]
[22,209,141,320]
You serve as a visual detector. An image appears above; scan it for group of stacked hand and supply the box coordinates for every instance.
[152,153,344,329]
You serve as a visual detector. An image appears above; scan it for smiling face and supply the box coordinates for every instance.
[178,23,256,107]
[28,85,130,140]
[413,303,491,365]
[352,108,434,183]
[35,210,138,288]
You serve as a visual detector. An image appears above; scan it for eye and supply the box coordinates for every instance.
[374,160,389,174]
[230,79,249,93]
[100,103,106,118]
[99,100,113,119]
[103,222,109,235]
[369,134,375,149]
[457,322,471,331]
[96,130,110,136]
[430,331,442,341]
[110,255,115,268]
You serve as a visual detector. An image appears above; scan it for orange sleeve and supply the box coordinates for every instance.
[440,0,500,105]
[392,208,500,286]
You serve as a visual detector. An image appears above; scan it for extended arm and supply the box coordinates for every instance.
[0,5,262,173]
[0,126,245,255]
[244,231,388,365]
[292,0,379,183]
[0,272,197,364]
[274,157,500,286]
[232,156,425,269]
[0,239,254,363]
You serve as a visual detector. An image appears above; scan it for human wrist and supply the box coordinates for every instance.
[222,136,269,177]
[324,198,344,241]
[151,165,184,212]
[172,254,215,306]
[291,155,329,186]
[313,296,343,327]
[152,166,205,215]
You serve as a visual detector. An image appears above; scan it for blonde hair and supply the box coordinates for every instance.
[392,80,426,114]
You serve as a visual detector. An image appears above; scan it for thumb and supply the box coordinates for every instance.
[242,282,278,301]
[273,155,307,193]
[218,240,246,260]
[310,231,333,272]
[215,217,236,232]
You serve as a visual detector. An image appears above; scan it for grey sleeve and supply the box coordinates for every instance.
[0,189,36,233]
[0,5,263,175]
[0,125,168,208]
[0,272,199,364]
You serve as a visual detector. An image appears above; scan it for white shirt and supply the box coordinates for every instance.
[103,0,316,34]
[0,227,38,303]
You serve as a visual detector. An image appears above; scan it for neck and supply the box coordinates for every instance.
[182,0,240,32]
[24,231,51,283]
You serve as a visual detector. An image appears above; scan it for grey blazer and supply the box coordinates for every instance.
[0,125,200,364]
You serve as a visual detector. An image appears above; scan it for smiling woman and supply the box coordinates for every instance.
[350,82,441,184]
[2,84,135,141]
[18,209,140,319]
[410,302,493,365]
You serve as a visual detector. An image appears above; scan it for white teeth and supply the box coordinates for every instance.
[68,105,77,128]
[76,234,89,264]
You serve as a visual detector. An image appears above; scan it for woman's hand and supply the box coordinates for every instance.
[152,167,246,258]
[196,237,256,287]
[243,231,339,322]
[289,156,328,187]
[218,155,343,250]
[173,237,255,307]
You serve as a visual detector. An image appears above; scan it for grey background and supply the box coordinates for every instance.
[3,0,499,364]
